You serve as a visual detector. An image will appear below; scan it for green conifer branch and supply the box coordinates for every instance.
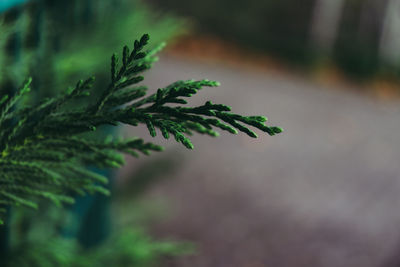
[0,34,282,225]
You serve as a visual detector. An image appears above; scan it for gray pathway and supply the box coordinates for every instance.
[119,55,400,267]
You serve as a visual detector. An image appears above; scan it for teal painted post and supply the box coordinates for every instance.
[0,0,28,13]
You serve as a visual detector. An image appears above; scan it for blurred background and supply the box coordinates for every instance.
[2,0,400,266]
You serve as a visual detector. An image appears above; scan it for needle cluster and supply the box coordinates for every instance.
[0,34,282,224]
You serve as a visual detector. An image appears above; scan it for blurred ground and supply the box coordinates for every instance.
[118,50,400,267]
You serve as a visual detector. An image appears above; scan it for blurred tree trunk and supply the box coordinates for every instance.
[310,0,346,54]
[333,0,387,77]
[358,0,388,47]
[379,0,400,66]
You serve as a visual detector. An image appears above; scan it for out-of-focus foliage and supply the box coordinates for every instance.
[3,205,193,267]
[0,9,34,90]
[0,0,185,101]
[51,0,185,94]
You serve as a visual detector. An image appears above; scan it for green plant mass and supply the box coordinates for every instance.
[0,34,282,225]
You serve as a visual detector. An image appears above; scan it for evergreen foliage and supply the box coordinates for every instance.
[6,227,191,267]
[0,34,282,225]
[4,205,193,267]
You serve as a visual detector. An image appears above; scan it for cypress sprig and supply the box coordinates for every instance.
[0,34,282,224]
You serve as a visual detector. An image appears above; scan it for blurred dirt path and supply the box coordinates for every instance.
[119,55,400,267]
